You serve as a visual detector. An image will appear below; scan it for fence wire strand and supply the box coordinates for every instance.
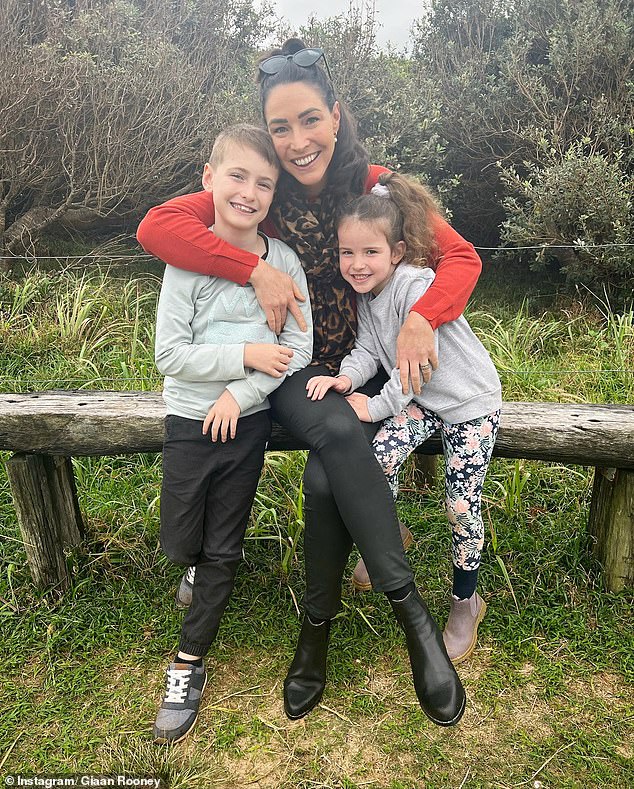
[1,241,634,263]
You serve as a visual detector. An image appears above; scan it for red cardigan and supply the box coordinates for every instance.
[137,165,481,329]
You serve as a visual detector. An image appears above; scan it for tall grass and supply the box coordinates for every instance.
[0,266,632,787]
[0,269,160,392]
[468,299,633,403]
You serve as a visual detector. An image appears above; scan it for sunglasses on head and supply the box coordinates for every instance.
[258,47,334,85]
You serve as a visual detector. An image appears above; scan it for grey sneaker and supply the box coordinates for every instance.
[175,566,196,609]
[443,592,487,664]
[153,661,207,744]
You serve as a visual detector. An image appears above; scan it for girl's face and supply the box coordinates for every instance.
[338,218,405,296]
[264,82,340,198]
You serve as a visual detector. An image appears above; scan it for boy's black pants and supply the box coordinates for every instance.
[160,411,271,656]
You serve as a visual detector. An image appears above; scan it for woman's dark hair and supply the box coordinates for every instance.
[257,38,369,200]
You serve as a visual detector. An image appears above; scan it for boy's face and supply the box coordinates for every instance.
[202,144,278,232]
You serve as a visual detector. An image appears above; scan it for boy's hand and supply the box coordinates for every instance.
[249,258,307,335]
[345,392,371,422]
[306,375,352,401]
[203,390,241,442]
[244,343,294,377]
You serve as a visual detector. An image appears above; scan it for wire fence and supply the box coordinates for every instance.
[1,247,631,386]
[2,241,634,263]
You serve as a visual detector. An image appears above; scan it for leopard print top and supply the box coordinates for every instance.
[270,189,356,373]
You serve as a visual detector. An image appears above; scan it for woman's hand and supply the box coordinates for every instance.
[396,311,437,395]
[244,343,293,377]
[345,392,371,422]
[203,390,241,442]
[306,374,352,401]
[249,259,307,335]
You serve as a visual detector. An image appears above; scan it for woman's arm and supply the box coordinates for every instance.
[137,191,258,283]
[411,215,482,328]
[396,214,482,394]
[137,191,307,333]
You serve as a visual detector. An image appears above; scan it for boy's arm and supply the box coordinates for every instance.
[138,192,306,334]
[155,267,247,382]
[274,248,313,374]
[225,248,314,412]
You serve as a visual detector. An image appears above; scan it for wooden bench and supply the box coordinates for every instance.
[1,391,633,593]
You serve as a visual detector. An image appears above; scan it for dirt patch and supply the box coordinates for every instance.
[10,649,630,787]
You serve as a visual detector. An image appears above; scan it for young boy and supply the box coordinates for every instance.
[152,124,312,744]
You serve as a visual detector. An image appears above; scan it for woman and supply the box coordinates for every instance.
[137,39,482,727]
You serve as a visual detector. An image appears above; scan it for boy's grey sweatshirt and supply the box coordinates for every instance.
[338,264,501,424]
[155,236,313,421]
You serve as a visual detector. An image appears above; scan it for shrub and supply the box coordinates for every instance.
[499,144,634,290]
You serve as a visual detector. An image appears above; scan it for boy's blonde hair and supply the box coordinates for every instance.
[209,124,279,170]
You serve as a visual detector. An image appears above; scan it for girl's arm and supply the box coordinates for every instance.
[137,191,307,334]
[338,302,381,391]
[396,214,482,394]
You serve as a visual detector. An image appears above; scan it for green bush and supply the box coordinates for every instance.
[499,144,634,289]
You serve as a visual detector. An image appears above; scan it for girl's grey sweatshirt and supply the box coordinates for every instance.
[155,236,313,421]
[338,264,501,424]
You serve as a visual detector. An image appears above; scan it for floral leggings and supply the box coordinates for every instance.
[372,404,500,571]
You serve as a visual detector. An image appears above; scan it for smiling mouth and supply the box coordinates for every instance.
[292,152,319,168]
[230,202,256,214]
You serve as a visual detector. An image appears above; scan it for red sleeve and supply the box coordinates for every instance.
[410,214,482,329]
[136,190,269,284]
[364,164,391,192]
[366,164,481,328]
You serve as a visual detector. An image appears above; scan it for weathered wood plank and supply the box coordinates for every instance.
[48,456,84,546]
[1,391,633,467]
[588,468,634,591]
[5,454,77,590]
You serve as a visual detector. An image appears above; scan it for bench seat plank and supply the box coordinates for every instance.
[0,391,633,468]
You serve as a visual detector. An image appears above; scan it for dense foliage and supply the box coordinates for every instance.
[1,0,632,289]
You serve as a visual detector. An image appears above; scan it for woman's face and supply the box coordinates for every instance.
[264,82,340,198]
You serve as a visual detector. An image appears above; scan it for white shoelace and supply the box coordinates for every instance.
[186,566,196,585]
[162,667,192,704]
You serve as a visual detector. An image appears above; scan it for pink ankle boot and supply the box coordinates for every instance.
[443,592,487,664]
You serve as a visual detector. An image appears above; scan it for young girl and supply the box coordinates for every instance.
[307,172,502,664]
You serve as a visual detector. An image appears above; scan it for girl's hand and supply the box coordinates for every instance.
[244,343,293,377]
[203,390,241,442]
[396,311,437,395]
[306,375,352,401]
[345,392,371,422]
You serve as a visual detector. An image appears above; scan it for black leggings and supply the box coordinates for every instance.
[269,364,414,619]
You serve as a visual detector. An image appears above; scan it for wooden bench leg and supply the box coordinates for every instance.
[588,467,634,592]
[6,453,84,591]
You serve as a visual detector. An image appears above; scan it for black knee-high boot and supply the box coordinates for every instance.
[390,588,466,726]
[283,616,331,719]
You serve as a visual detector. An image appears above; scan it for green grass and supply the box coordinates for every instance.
[0,265,632,787]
